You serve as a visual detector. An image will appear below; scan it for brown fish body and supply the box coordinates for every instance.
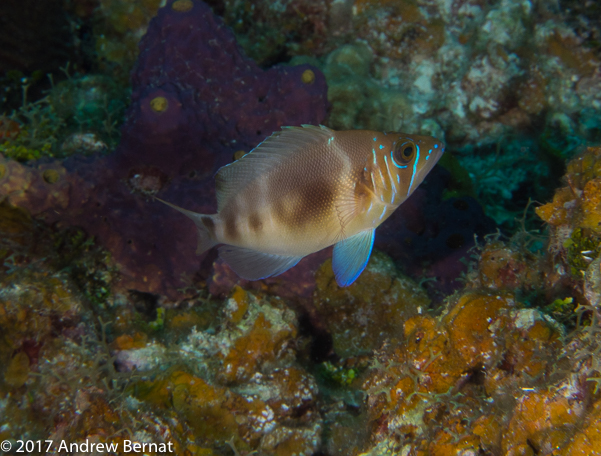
[159,125,444,286]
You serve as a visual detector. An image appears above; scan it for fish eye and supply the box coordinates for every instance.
[394,141,416,164]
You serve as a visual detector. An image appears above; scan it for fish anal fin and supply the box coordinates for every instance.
[332,229,375,287]
[219,245,303,280]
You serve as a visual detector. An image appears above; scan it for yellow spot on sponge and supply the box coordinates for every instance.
[43,169,60,184]
[172,0,193,12]
[150,96,169,113]
[233,150,247,161]
[301,69,315,85]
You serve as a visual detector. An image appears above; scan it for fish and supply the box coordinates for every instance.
[158,125,444,287]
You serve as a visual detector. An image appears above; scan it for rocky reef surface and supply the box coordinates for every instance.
[1,0,601,454]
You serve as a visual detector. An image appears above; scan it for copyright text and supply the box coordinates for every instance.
[1,439,174,453]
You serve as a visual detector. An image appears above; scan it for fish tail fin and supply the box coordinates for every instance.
[155,197,218,254]
[192,214,219,254]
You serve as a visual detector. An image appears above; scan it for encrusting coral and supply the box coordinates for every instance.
[313,251,430,358]
[2,0,601,454]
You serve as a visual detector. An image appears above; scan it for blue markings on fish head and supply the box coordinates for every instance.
[386,132,445,201]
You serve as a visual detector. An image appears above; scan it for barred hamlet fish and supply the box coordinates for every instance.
[158,125,444,286]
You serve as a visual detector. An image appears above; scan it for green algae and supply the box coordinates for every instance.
[565,228,601,277]
[319,361,359,387]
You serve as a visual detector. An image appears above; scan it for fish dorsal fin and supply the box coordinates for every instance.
[218,245,303,280]
[215,125,334,211]
[332,229,375,287]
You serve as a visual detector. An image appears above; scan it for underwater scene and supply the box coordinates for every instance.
[0,0,601,454]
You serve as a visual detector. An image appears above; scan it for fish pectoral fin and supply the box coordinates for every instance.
[334,197,359,238]
[332,229,375,287]
[333,183,372,242]
[218,245,303,280]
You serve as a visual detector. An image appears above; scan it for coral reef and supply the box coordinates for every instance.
[92,0,165,80]
[2,184,601,454]
[259,0,601,228]
[0,0,328,299]
[536,146,601,234]
[354,288,600,455]
[0,72,126,163]
[536,146,601,298]
[217,0,334,66]
[313,251,430,358]
[226,0,601,152]
[2,0,601,454]
[113,289,324,453]
[121,0,327,176]
[0,207,325,454]
[351,0,601,146]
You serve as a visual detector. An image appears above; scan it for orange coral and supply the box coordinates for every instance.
[472,415,503,453]
[138,370,242,443]
[362,292,515,422]
[484,309,563,396]
[478,242,542,290]
[226,285,249,324]
[443,293,514,368]
[502,389,582,455]
[545,31,599,77]
[565,146,601,188]
[535,187,574,227]
[517,66,548,115]
[313,251,429,358]
[111,332,148,351]
[221,312,294,384]
[429,424,481,456]
[353,0,445,60]
[536,147,601,233]
[581,179,601,233]
[360,289,569,451]
[556,397,601,455]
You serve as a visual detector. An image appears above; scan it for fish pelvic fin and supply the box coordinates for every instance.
[332,229,375,287]
[155,197,218,254]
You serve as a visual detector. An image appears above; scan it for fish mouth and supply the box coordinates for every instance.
[416,141,445,180]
